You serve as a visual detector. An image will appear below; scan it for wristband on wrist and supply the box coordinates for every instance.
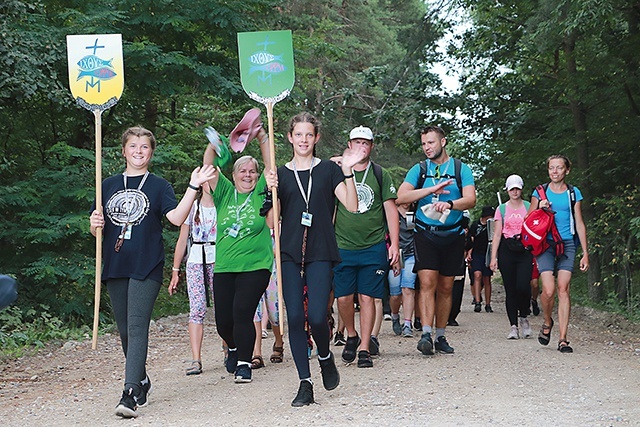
[188,183,200,191]
[447,200,454,209]
[343,174,354,179]
[172,267,180,272]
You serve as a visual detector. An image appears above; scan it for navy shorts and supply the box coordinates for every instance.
[333,241,388,299]
[470,252,493,277]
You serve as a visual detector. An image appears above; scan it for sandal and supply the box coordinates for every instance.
[186,360,202,376]
[557,340,573,353]
[251,355,265,369]
[270,343,284,363]
[538,318,554,346]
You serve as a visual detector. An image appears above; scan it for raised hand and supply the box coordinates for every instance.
[190,164,218,187]
[340,145,367,170]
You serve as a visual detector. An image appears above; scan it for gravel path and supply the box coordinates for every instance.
[1,283,639,426]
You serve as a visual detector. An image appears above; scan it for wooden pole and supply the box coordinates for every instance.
[92,109,103,350]
[266,102,285,336]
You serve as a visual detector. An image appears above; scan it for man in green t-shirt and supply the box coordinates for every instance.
[333,126,400,368]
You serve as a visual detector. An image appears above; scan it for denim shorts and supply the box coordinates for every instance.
[388,255,417,296]
[536,238,576,273]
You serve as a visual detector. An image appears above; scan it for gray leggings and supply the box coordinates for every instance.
[107,277,161,391]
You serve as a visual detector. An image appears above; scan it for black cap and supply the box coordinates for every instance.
[481,206,495,218]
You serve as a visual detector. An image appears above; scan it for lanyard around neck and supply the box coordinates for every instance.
[292,157,317,212]
[233,189,253,223]
[353,161,372,187]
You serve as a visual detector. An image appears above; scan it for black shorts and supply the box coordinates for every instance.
[413,229,466,277]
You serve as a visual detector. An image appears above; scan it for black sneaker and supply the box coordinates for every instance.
[531,299,540,316]
[413,317,422,331]
[447,319,459,327]
[474,302,482,312]
[319,352,340,390]
[357,350,373,368]
[234,364,252,383]
[435,336,455,354]
[369,336,380,356]
[341,333,360,363]
[417,332,434,356]
[485,304,493,313]
[291,380,314,407]
[115,388,138,418]
[137,375,152,407]
[333,331,346,346]
[226,349,238,373]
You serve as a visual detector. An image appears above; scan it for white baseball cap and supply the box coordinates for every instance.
[504,174,524,191]
[349,125,374,141]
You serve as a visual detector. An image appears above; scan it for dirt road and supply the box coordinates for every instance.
[1,284,639,426]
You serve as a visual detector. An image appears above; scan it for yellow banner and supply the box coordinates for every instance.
[66,34,124,111]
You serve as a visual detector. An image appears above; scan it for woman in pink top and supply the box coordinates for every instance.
[489,175,533,340]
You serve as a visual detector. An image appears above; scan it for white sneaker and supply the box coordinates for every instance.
[507,325,519,340]
[520,317,532,338]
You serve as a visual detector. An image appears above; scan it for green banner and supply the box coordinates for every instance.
[238,30,295,105]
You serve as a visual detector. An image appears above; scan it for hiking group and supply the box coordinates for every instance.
[89,109,589,418]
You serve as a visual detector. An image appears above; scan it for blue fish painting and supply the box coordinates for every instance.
[249,62,286,75]
[249,51,283,66]
[77,55,113,71]
[77,67,117,81]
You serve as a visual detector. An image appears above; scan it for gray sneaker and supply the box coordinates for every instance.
[392,318,402,336]
[520,317,532,338]
[434,336,455,354]
[402,324,413,338]
[507,325,519,340]
[417,332,434,355]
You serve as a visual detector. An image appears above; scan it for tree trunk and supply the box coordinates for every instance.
[563,30,602,301]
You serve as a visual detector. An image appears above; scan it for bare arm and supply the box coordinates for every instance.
[168,223,190,295]
[396,179,453,205]
[489,218,502,271]
[574,200,589,271]
[166,165,217,226]
[383,199,400,266]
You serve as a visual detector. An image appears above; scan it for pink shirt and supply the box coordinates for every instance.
[494,203,528,238]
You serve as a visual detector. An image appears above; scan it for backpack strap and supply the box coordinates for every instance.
[542,182,576,234]
[372,161,384,190]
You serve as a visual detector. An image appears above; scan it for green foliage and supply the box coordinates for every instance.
[0,305,90,359]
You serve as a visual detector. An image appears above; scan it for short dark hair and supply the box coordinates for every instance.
[421,126,446,139]
[121,126,156,150]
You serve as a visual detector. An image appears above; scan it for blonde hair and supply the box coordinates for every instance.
[233,155,259,175]
[121,126,156,150]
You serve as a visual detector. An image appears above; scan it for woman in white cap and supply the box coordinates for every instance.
[490,174,534,339]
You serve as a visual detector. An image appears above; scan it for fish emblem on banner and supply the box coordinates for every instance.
[66,34,124,111]
[238,31,294,105]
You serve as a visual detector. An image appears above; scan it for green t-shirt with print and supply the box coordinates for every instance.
[212,173,273,273]
[335,163,397,250]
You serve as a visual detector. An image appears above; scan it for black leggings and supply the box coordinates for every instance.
[107,277,161,391]
[281,261,333,380]
[498,244,533,325]
[213,270,270,364]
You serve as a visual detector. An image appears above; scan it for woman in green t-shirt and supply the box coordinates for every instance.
[203,131,276,384]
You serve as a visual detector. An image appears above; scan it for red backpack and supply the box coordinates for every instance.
[520,185,564,257]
